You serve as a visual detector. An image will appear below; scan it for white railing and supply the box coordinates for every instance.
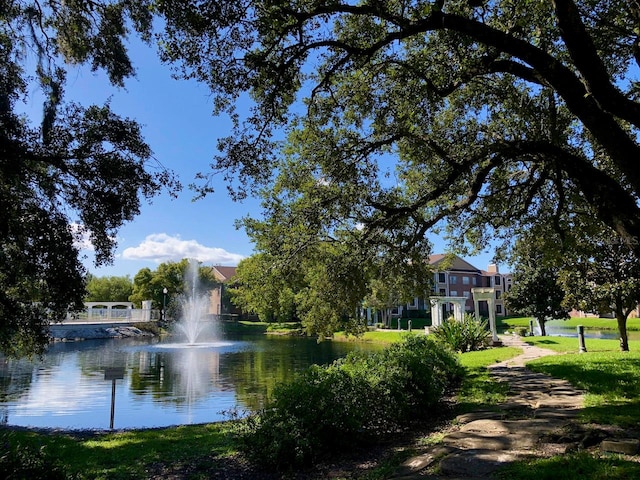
[64,302,156,323]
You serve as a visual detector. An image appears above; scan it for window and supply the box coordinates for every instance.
[496,305,503,314]
[408,297,419,309]
[462,276,470,285]
[494,275,501,286]
[496,290,502,299]
[472,276,477,285]
[450,275,457,285]
[450,290,458,297]
[463,291,471,298]
[439,288,446,295]
[438,272,446,283]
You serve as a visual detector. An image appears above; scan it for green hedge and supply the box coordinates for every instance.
[238,335,462,470]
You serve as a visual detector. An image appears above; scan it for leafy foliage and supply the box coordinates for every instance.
[559,233,640,351]
[505,235,569,336]
[154,0,640,268]
[0,431,69,480]
[0,1,178,356]
[238,335,462,470]
[129,259,219,311]
[229,253,300,323]
[431,313,490,352]
[84,275,133,302]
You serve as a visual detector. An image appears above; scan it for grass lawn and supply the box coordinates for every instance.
[497,316,640,332]
[455,346,523,411]
[524,337,640,427]
[1,423,239,479]
[492,336,640,479]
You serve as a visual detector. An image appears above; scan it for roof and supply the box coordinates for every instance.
[429,254,482,273]
[211,266,237,282]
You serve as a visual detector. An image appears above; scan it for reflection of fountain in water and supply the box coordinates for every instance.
[175,259,216,345]
[175,348,219,423]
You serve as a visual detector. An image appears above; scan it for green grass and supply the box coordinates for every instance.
[546,316,640,331]
[333,329,413,344]
[525,336,625,353]
[526,348,640,426]
[496,451,640,480]
[496,316,534,330]
[493,336,640,479]
[498,316,640,332]
[455,346,523,411]
[1,423,239,479]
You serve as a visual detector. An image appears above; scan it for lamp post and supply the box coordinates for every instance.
[162,287,168,322]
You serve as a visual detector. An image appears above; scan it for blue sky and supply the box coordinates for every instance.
[48,39,501,278]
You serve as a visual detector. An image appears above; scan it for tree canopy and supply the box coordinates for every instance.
[154,0,640,261]
[1,1,178,356]
[560,233,640,351]
[504,234,569,336]
[130,259,219,316]
[85,275,133,303]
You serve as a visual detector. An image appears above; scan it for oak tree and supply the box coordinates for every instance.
[154,0,640,307]
[1,1,178,356]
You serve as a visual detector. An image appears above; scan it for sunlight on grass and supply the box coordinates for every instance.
[456,346,522,410]
[527,349,640,426]
[496,451,640,480]
[525,336,624,353]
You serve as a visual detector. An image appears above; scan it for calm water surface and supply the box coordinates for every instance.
[0,331,378,430]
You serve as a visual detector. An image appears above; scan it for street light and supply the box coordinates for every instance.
[162,287,168,322]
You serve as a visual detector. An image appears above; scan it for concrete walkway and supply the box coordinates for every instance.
[391,335,585,479]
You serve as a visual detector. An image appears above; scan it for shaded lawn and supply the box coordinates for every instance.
[496,451,640,480]
[524,339,640,426]
[2,423,239,480]
[455,346,523,412]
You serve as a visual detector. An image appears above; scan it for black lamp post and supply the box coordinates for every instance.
[162,287,168,322]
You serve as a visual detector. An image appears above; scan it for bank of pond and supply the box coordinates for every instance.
[2,332,639,479]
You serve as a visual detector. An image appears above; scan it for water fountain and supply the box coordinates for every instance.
[174,259,216,345]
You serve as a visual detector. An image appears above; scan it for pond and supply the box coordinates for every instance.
[0,330,379,431]
[543,325,640,341]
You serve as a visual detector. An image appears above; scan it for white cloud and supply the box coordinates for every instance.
[122,233,245,265]
[70,222,95,251]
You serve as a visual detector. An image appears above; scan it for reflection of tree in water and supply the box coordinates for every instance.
[225,336,378,412]
[0,356,36,403]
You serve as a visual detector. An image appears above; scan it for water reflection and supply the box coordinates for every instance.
[0,334,376,430]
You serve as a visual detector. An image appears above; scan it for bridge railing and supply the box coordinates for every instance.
[65,308,157,323]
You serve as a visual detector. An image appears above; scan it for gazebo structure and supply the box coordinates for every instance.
[471,287,501,346]
[428,296,467,331]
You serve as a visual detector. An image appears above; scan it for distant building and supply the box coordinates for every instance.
[391,254,512,319]
[207,266,245,319]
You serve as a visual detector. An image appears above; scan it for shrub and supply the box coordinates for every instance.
[238,335,461,470]
[431,313,490,352]
[0,432,69,480]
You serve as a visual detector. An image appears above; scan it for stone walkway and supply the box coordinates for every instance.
[391,335,585,479]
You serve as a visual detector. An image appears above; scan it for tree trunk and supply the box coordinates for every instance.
[538,318,547,336]
[616,314,630,352]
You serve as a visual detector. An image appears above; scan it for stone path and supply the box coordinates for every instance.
[391,335,585,479]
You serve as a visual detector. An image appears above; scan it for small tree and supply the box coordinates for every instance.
[229,253,300,323]
[560,237,640,352]
[505,236,569,336]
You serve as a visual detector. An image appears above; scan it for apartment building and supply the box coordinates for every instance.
[397,254,512,318]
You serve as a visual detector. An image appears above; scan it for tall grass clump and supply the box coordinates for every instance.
[238,335,462,470]
[431,313,490,352]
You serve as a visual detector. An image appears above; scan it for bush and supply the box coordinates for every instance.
[431,313,490,352]
[238,335,462,470]
[0,432,69,480]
